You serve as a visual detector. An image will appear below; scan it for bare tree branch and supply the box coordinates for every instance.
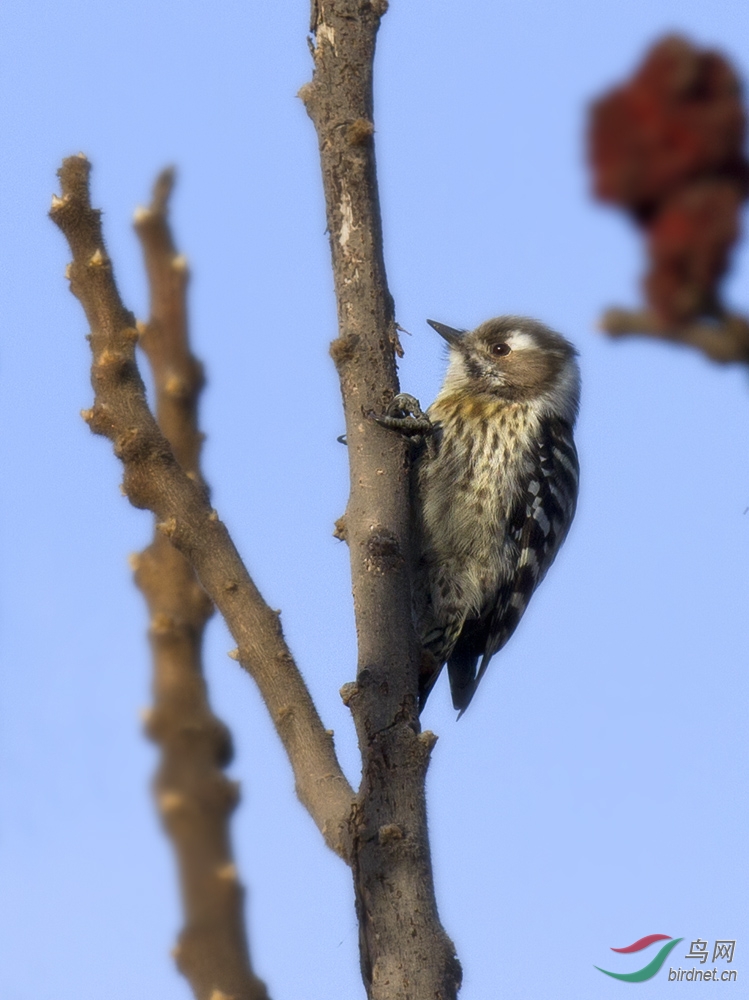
[130,169,269,1000]
[50,155,355,859]
[600,307,749,364]
[301,2,462,996]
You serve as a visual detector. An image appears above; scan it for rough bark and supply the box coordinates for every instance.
[50,156,355,860]
[131,170,269,1000]
[301,2,462,997]
[600,307,749,363]
[52,2,464,983]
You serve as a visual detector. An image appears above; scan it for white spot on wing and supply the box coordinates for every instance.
[552,446,578,479]
[533,507,551,534]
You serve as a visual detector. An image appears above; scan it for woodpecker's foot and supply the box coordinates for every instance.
[371,393,433,436]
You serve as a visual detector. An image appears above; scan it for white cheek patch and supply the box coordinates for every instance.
[441,350,470,392]
[555,360,580,401]
[537,359,581,423]
[505,330,536,352]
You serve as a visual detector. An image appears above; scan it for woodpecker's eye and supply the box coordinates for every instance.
[491,343,511,357]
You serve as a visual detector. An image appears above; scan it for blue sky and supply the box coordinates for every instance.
[1,1,747,997]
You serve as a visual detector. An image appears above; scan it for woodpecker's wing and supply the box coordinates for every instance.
[447,417,579,714]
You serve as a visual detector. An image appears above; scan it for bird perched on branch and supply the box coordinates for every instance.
[377,316,580,716]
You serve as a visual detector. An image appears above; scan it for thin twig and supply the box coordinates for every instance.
[302,2,462,996]
[600,307,749,364]
[131,169,269,1000]
[50,155,355,859]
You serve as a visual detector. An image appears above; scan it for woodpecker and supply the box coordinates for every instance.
[378,316,580,716]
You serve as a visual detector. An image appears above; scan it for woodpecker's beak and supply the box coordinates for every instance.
[427,319,465,346]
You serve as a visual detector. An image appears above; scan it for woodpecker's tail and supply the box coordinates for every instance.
[417,649,443,713]
[447,650,481,716]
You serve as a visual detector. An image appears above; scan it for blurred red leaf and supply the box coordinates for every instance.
[589,35,749,325]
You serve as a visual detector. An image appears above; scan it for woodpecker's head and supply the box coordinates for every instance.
[428,315,580,423]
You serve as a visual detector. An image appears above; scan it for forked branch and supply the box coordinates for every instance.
[50,155,355,859]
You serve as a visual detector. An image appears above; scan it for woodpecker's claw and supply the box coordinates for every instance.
[370,393,433,436]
